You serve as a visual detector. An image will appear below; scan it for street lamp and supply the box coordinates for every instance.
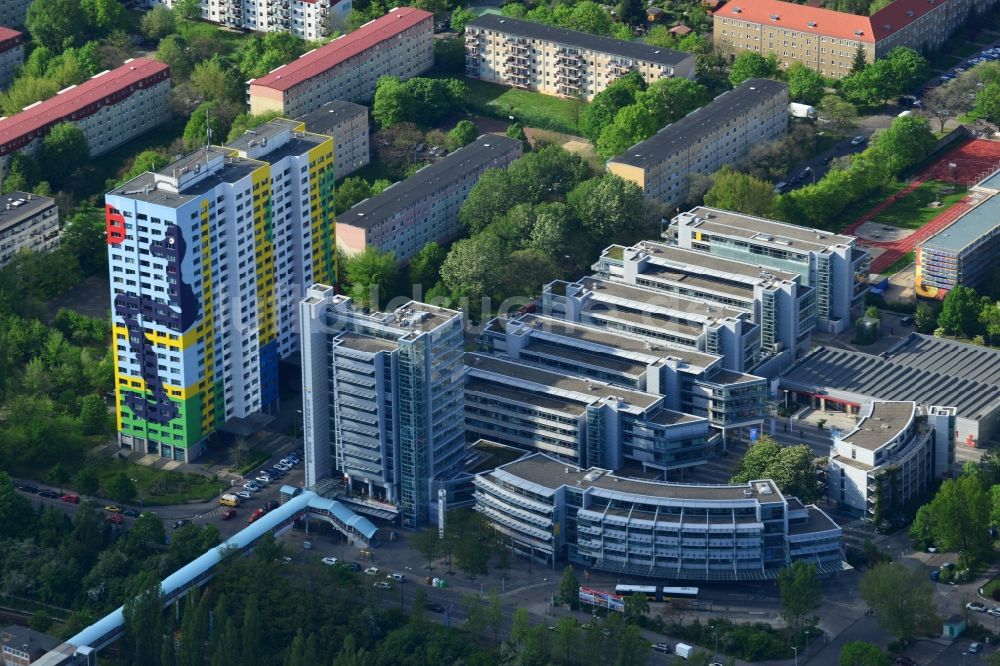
[711,624,719,660]
[792,645,798,666]
[131,478,144,512]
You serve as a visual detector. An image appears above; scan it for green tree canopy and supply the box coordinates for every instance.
[859,563,937,641]
[868,115,936,175]
[140,5,177,42]
[731,437,821,502]
[787,62,826,104]
[729,51,779,86]
[923,470,991,567]
[580,71,646,142]
[409,241,447,290]
[344,247,400,309]
[840,641,890,666]
[703,166,777,217]
[372,76,466,127]
[777,560,821,634]
[937,284,985,338]
[977,82,1000,125]
[38,122,89,184]
[440,233,506,304]
[26,0,88,52]
[448,119,478,149]
[183,101,229,151]
[191,56,244,104]
[156,34,193,79]
[106,473,137,504]
[567,174,648,245]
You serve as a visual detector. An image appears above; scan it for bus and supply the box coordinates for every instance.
[614,584,658,601]
[614,585,700,602]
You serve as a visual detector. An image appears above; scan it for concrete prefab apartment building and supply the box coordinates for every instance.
[247,7,434,117]
[670,207,870,334]
[543,276,762,375]
[296,100,370,179]
[606,79,788,210]
[0,0,30,28]
[479,313,768,441]
[0,191,59,269]
[465,353,714,473]
[828,401,955,520]
[299,285,467,528]
[474,452,844,579]
[337,134,522,261]
[105,120,336,462]
[713,0,997,79]
[463,14,695,100]
[0,58,171,179]
[154,0,352,41]
[0,28,25,90]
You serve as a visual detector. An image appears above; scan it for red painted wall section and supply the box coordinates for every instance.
[106,204,126,245]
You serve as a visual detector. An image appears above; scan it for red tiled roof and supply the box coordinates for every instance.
[0,58,169,155]
[250,7,433,93]
[0,27,24,52]
[714,0,955,44]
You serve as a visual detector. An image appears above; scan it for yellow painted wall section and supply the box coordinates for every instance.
[196,199,218,432]
[252,164,278,347]
[308,139,336,288]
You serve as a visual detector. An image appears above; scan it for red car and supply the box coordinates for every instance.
[247,508,265,524]
[221,508,237,521]
[61,494,80,504]
[106,514,124,524]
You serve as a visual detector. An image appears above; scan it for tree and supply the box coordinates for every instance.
[885,47,929,95]
[47,463,71,493]
[558,566,580,609]
[506,122,528,144]
[227,111,282,142]
[925,472,991,567]
[567,175,649,245]
[859,563,937,641]
[183,102,228,151]
[787,63,825,105]
[191,57,244,104]
[173,0,202,22]
[981,299,1000,345]
[26,0,88,52]
[123,577,165,666]
[976,82,1000,125]
[409,242,447,291]
[79,393,109,434]
[777,561,821,634]
[73,468,99,497]
[38,122,89,184]
[729,52,779,86]
[869,115,936,175]
[451,7,477,32]
[486,589,504,644]
[596,103,659,158]
[850,44,868,74]
[156,35,193,80]
[141,5,177,42]
[81,0,128,35]
[924,79,974,133]
[638,77,710,125]
[448,120,478,149]
[622,592,649,623]
[731,437,782,482]
[106,473,137,504]
[580,71,646,142]
[565,1,612,35]
[938,284,984,338]
[818,94,858,135]
[441,234,506,305]
[840,641,889,666]
[373,76,465,128]
[410,528,441,569]
[344,247,400,309]
[241,595,261,664]
[2,153,40,193]
[335,177,373,214]
[731,437,820,502]
[0,472,32,538]
[703,166,777,217]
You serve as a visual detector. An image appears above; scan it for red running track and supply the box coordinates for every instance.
[840,138,1000,273]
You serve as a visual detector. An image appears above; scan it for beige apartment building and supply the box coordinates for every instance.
[0,29,25,90]
[248,7,434,117]
[464,14,695,100]
[154,0,352,41]
[0,59,171,179]
[607,78,788,209]
[713,0,998,79]
[0,192,58,269]
[296,100,370,179]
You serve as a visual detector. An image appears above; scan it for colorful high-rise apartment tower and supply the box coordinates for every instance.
[105,118,336,461]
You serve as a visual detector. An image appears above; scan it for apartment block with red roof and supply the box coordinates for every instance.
[0,28,25,90]
[0,58,170,179]
[713,0,998,79]
[247,7,434,117]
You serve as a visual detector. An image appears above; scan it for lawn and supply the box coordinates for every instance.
[871,180,969,230]
[836,180,909,232]
[462,77,586,135]
[87,458,224,506]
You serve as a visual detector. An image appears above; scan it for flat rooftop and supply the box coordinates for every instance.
[468,14,692,67]
[788,506,840,535]
[839,401,915,451]
[334,332,399,354]
[679,207,856,253]
[576,276,748,321]
[0,191,55,234]
[466,353,662,410]
[465,378,589,415]
[250,7,432,92]
[523,339,649,377]
[296,99,367,135]
[633,241,800,283]
[111,148,265,209]
[515,314,719,370]
[491,452,782,502]
[341,134,521,230]
[607,78,787,169]
[921,194,1000,255]
[781,334,1000,421]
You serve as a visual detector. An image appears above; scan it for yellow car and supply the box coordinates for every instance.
[104,505,123,513]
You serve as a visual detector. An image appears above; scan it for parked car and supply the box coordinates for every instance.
[425,601,445,614]
[373,581,392,590]
[173,519,191,529]
[321,557,339,566]
[652,643,671,654]
[61,494,80,504]
[236,490,253,501]
[388,573,406,582]
[966,601,986,612]
[243,482,261,492]
[106,514,125,524]
[38,490,59,498]
[987,607,1000,618]
[893,657,917,666]
[104,505,123,513]
[345,562,362,572]
[247,508,266,524]
[254,476,270,486]
[123,508,140,518]
[969,642,982,653]
[364,567,380,576]
[16,484,38,493]
[929,569,940,581]
[850,134,866,146]
[221,508,237,521]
